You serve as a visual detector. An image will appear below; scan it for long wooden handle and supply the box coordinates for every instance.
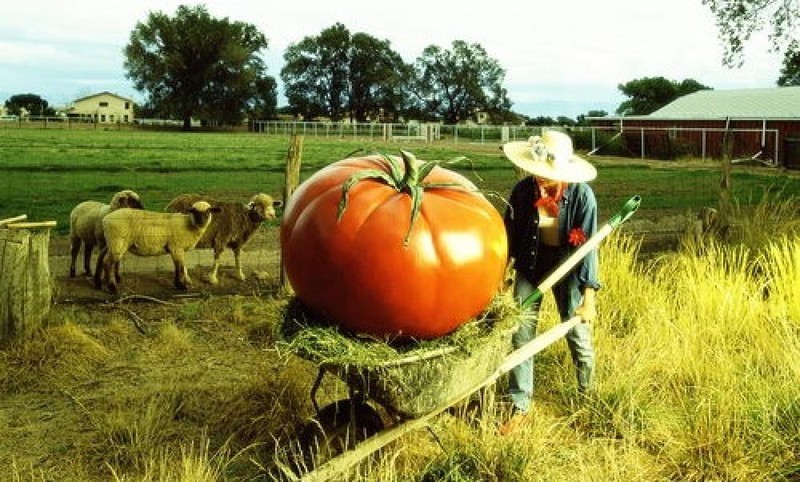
[522,195,641,309]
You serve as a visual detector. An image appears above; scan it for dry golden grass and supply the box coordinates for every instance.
[2,196,799,481]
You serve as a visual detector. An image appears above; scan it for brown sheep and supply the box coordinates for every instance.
[165,193,280,284]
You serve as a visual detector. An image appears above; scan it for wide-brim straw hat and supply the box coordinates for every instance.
[502,131,597,183]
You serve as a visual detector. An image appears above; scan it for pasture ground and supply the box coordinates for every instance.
[49,227,282,302]
[3,229,333,480]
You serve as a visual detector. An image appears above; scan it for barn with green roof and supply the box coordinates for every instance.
[588,86,800,169]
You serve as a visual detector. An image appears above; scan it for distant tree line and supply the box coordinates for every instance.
[5,2,799,129]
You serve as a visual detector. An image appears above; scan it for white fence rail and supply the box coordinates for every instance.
[1,117,786,164]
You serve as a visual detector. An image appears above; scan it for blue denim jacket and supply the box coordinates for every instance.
[503,177,601,292]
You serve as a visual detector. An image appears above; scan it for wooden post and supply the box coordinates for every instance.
[719,117,734,228]
[1,223,55,344]
[280,134,303,293]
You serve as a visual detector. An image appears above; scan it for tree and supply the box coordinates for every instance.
[412,40,510,124]
[123,5,274,129]
[777,44,800,86]
[248,75,278,120]
[616,77,711,115]
[4,93,52,116]
[576,110,608,125]
[703,0,800,67]
[281,23,409,122]
[348,33,411,122]
[525,116,556,126]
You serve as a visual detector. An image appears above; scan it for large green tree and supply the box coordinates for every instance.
[703,0,800,67]
[616,77,711,115]
[4,93,53,116]
[348,33,412,122]
[777,44,800,86]
[281,23,409,122]
[123,4,274,129]
[412,40,510,124]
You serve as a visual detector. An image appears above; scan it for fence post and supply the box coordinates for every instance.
[719,118,734,224]
[280,134,303,294]
[0,221,55,344]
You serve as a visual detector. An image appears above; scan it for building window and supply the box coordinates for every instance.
[124,102,130,110]
[99,101,109,107]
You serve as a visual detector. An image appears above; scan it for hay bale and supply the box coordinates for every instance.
[0,227,53,344]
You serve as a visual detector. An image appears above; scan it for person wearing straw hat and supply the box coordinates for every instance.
[500,130,600,433]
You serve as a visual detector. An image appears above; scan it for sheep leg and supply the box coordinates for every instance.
[203,249,223,285]
[102,251,120,295]
[82,240,95,276]
[233,247,246,281]
[93,247,107,289]
[172,251,191,290]
[69,236,81,277]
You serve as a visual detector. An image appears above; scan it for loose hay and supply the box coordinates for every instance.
[277,292,521,417]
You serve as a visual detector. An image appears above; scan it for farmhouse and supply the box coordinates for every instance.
[65,91,135,124]
[588,86,800,169]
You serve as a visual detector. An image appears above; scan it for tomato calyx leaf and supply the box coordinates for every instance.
[337,168,398,220]
[337,150,474,247]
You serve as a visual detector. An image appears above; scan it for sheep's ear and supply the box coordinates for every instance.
[211,206,222,213]
[272,200,283,208]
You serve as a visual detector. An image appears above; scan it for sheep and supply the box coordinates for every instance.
[165,193,280,285]
[96,201,220,294]
[68,189,143,277]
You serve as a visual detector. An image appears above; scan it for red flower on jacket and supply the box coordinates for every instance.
[568,227,587,247]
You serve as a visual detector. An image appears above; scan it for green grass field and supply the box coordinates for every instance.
[2,128,799,235]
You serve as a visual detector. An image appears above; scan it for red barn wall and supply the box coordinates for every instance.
[589,118,800,168]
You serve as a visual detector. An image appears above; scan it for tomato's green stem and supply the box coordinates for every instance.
[337,150,470,247]
[398,150,420,189]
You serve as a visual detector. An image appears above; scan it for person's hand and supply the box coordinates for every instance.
[574,302,596,323]
[575,288,597,323]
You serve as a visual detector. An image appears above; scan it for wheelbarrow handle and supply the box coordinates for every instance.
[521,195,641,309]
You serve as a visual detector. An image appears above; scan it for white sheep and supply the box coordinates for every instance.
[165,193,280,284]
[96,201,219,294]
[68,189,143,277]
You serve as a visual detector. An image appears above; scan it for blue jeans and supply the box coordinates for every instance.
[508,255,595,413]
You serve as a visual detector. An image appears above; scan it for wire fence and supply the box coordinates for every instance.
[0,116,789,164]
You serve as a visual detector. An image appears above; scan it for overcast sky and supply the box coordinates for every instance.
[0,0,784,118]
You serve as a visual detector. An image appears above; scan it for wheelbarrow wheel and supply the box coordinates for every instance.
[296,398,385,470]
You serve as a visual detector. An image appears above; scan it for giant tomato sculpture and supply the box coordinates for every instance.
[280,151,508,340]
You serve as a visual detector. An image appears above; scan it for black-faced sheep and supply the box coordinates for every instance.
[68,189,143,277]
[96,201,220,294]
[165,193,280,284]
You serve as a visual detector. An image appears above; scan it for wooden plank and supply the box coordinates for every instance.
[0,214,27,227]
[6,221,57,229]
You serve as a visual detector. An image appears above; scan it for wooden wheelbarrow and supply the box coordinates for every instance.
[284,196,641,481]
